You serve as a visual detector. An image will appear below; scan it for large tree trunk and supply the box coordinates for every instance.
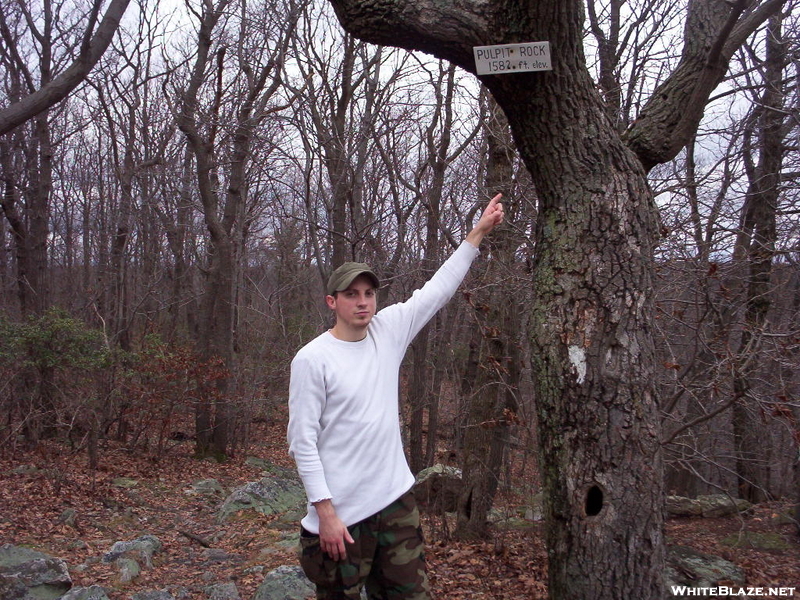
[1,97,56,444]
[198,238,236,458]
[490,44,664,593]
[175,0,235,459]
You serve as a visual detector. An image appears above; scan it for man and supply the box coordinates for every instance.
[288,194,504,599]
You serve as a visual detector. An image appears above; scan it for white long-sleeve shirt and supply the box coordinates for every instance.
[287,241,480,533]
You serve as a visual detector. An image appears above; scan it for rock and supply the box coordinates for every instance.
[0,543,72,600]
[666,495,701,516]
[204,582,240,600]
[772,510,797,526]
[721,531,792,551]
[102,535,162,583]
[245,459,300,481]
[185,479,225,497]
[12,464,39,475]
[0,576,31,600]
[200,549,240,564]
[60,585,110,600]
[253,565,316,600]
[56,509,78,529]
[414,464,462,513]
[488,508,534,530]
[665,545,745,593]
[274,509,305,530]
[130,591,175,600]
[216,477,306,523]
[116,558,140,583]
[525,492,545,522]
[276,531,301,550]
[102,535,162,569]
[111,478,139,488]
[666,494,752,518]
[244,457,271,471]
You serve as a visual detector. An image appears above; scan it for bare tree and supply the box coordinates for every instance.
[729,11,792,502]
[173,0,300,459]
[286,3,418,275]
[455,94,530,539]
[651,4,797,503]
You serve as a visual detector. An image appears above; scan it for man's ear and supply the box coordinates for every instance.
[325,295,336,309]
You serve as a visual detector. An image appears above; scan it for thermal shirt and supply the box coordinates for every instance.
[287,240,479,533]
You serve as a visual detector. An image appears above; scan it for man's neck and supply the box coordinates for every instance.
[329,323,368,342]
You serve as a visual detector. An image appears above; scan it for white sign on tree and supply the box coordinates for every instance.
[473,42,552,75]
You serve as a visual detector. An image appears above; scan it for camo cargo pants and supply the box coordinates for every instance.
[298,490,431,600]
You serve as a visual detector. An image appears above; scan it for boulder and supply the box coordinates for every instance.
[185,479,225,497]
[244,459,298,481]
[253,566,316,600]
[130,592,175,600]
[205,582,240,600]
[12,464,39,475]
[721,531,792,551]
[111,477,139,488]
[102,534,162,569]
[60,586,110,600]
[199,548,242,566]
[488,507,535,530]
[666,494,752,518]
[116,558,140,584]
[0,544,72,600]
[524,492,544,522]
[665,545,745,593]
[216,477,306,523]
[101,534,162,584]
[414,464,462,513]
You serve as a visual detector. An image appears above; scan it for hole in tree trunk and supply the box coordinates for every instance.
[585,485,604,516]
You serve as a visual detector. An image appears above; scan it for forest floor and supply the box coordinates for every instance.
[1,419,798,599]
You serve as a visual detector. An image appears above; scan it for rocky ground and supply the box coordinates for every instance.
[0,420,797,599]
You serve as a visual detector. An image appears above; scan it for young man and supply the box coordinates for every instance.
[288,194,504,599]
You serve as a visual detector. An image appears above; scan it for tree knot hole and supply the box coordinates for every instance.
[585,484,604,517]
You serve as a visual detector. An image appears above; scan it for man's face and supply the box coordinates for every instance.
[326,274,377,333]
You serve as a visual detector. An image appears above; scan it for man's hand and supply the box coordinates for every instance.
[314,499,354,561]
[466,193,505,247]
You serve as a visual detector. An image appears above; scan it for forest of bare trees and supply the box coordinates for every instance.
[0,0,797,598]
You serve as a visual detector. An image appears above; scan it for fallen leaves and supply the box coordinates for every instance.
[0,422,798,599]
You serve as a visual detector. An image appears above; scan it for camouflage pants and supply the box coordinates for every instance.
[298,490,431,600]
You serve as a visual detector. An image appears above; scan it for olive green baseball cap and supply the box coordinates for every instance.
[326,262,380,296]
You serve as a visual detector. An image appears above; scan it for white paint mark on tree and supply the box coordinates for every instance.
[569,345,587,384]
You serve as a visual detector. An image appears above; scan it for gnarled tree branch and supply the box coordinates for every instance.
[623,0,786,171]
[0,0,131,137]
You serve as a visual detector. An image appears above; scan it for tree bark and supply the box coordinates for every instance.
[175,0,232,458]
